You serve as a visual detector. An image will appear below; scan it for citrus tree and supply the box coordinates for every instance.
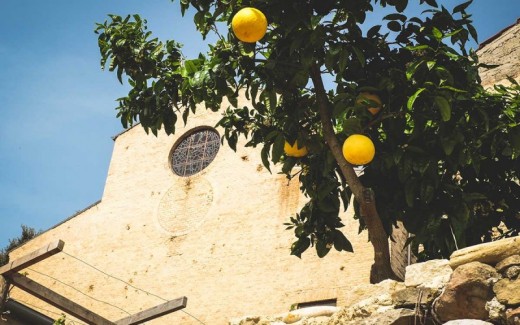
[96,0,520,282]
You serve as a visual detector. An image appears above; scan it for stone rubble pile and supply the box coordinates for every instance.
[230,236,520,325]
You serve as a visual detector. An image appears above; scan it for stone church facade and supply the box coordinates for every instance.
[6,18,519,325]
[7,96,375,324]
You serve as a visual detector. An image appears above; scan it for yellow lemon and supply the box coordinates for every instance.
[342,134,375,165]
[284,141,308,157]
[356,92,382,115]
[231,8,268,43]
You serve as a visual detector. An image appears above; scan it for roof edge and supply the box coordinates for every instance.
[478,18,520,51]
[111,123,140,141]
[9,200,102,257]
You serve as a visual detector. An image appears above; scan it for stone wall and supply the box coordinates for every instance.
[477,19,520,88]
[230,236,520,325]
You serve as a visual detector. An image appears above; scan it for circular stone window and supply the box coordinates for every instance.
[170,127,220,177]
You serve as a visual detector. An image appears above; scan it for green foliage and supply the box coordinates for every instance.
[53,314,66,325]
[0,225,40,266]
[96,0,519,261]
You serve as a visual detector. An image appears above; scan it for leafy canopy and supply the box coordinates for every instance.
[96,0,520,260]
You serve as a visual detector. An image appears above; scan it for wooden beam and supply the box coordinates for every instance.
[7,273,115,325]
[0,240,65,275]
[115,297,187,325]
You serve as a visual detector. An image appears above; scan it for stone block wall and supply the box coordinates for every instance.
[230,236,520,325]
[477,19,520,88]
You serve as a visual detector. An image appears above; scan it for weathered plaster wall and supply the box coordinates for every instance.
[477,19,520,88]
[8,95,375,324]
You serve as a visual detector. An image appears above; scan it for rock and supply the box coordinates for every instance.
[496,255,520,273]
[405,259,452,289]
[450,236,520,269]
[442,320,493,325]
[392,287,438,308]
[347,294,394,319]
[329,293,394,323]
[342,279,405,307]
[299,316,331,325]
[506,307,520,325]
[229,316,281,325]
[282,307,338,324]
[434,262,499,322]
[506,266,520,279]
[358,308,415,325]
[330,306,413,325]
[494,278,520,306]
[228,316,261,325]
[485,297,507,323]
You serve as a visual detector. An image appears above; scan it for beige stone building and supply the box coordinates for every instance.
[5,95,375,324]
[5,17,519,325]
[477,18,520,88]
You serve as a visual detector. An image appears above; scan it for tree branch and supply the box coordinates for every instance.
[309,63,365,199]
[310,63,395,283]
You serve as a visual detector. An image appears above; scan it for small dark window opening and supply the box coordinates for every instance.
[296,298,337,309]
[170,127,220,177]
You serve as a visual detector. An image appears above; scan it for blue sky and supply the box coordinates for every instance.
[0,1,518,249]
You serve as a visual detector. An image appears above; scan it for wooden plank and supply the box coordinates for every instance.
[115,296,187,325]
[0,240,65,275]
[7,273,115,325]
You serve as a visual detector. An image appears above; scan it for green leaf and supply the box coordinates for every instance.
[272,133,285,164]
[333,230,354,252]
[291,237,311,258]
[407,88,426,110]
[394,0,408,12]
[424,0,438,7]
[441,137,457,155]
[434,96,451,121]
[406,60,425,80]
[367,25,382,38]
[383,13,407,22]
[405,44,430,51]
[343,118,363,134]
[432,27,443,40]
[509,126,520,151]
[352,47,365,67]
[316,239,332,258]
[420,184,435,204]
[387,21,401,32]
[453,0,473,13]
[404,179,417,207]
[440,85,467,93]
[182,59,200,76]
[261,89,277,112]
[261,145,272,173]
[467,24,478,43]
[462,192,487,202]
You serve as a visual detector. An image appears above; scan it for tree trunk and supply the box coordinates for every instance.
[310,64,396,283]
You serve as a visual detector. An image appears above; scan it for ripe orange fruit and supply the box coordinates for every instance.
[356,92,382,115]
[342,134,375,165]
[284,140,308,157]
[231,8,268,43]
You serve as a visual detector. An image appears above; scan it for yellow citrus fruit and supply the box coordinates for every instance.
[342,134,375,165]
[231,7,268,43]
[284,140,308,157]
[356,92,382,115]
